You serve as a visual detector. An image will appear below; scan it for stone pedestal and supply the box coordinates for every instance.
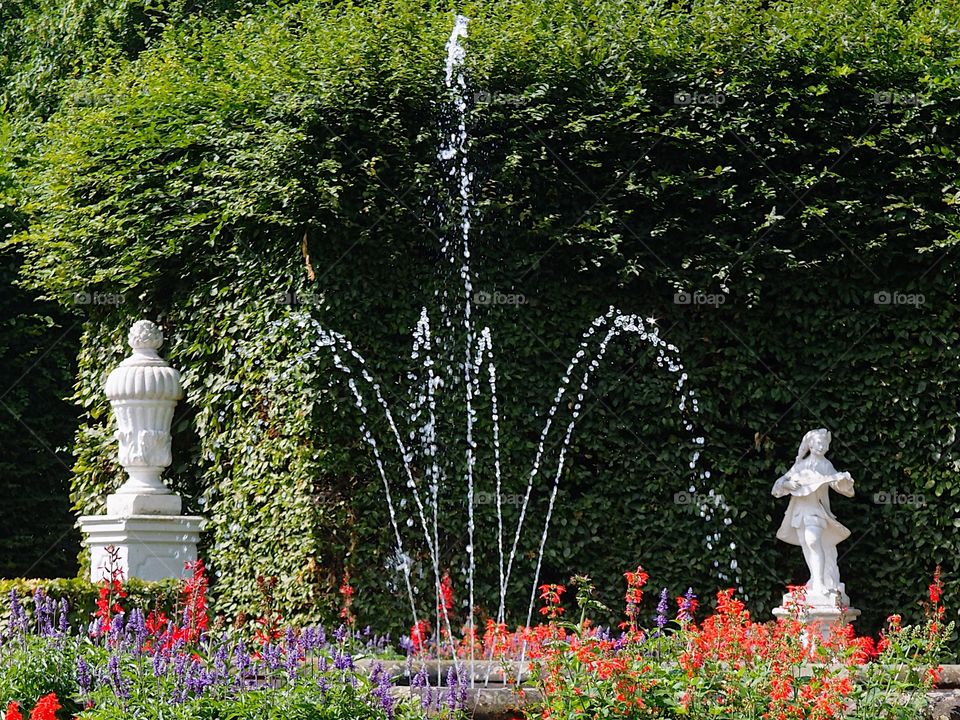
[773,584,861,639]
[80,515,203,582]
[77,320,204,582]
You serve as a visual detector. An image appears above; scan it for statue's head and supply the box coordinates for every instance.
[796,428,831,461]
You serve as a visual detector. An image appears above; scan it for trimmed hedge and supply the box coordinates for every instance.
[0,577,180,633]
[7,0,960,648]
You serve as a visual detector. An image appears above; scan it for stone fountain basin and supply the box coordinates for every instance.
[355,658,532,685]
[390,686,539,719]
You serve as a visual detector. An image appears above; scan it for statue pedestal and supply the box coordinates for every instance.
[773,585,861,639]
[79,513,203,582]
[106,487,182,516]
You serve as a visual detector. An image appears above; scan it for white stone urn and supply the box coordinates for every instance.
[79,319,203,582]
[104,320,184,516]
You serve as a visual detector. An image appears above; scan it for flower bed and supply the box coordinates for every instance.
[0,562,949,720]
[525,570,950,720]
[0,562,462,720]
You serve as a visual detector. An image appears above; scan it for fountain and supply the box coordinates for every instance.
[266,13,742,685]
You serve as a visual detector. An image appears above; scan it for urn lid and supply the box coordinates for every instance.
[104,320,184,402]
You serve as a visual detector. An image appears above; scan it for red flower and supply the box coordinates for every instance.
[5,702,22,720]
[181,559,210,642]
[538,584,565,619]
[929,565,943,604]
[28,694,60,720]
[438,572,455,616]
[410,619,431,654]
[675,593,699,623]
[339,571,356,625]
[92,567,127,638]
[623,566,648,631]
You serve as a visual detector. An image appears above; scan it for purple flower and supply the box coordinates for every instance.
[152,644,168,677]
[333,649,353,671]
[185,659,213,696]
[410,667,432,711]
[109,612,126,646]
[108,654,130,700]
[30,589,54,637]
[233,639,251,676]
[8,589,27,635]
[444,667,458,710]
[58,598,70,634]
[285,631,302,680]
[370,663,396,719]
[302,626,317,652]
[76,657,92,694]
[40,594,56,637]
[654,588,669,629]
[213,639,229,680]
[33,588,46,626]
[263,643,284,671]
[334,624,348,644]
[457,668,468,709]
[127,609,147,653]
[171,652,189,704]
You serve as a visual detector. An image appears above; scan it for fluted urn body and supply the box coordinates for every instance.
[104,320,184,516]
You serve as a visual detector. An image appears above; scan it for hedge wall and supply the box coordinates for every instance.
[0,577,180,635]
[8,0,960,644]
[0,0,266,579]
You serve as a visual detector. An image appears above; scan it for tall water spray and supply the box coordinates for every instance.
[270,14,743,672]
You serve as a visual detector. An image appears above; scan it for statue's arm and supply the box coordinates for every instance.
[772,472,795,498]
[830,471,855,496]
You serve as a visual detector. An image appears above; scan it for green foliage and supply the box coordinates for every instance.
[0,635,82,716]
[7,0,960,653]
[0,0,276,582]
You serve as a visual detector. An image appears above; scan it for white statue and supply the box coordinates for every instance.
[772,428,855,606]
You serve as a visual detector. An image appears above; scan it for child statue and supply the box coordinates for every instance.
[772,429,859,617]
